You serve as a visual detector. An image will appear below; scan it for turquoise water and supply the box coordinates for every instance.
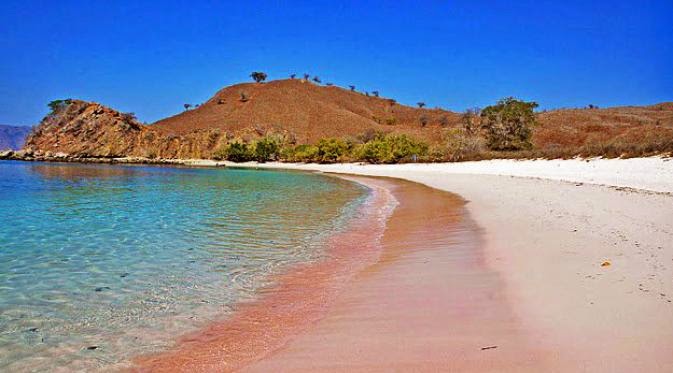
[0,161,366,371]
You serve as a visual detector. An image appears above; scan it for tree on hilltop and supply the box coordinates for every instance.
[303,73,310,80]
[313,76,322,84]
[290,73,296,79]
[250,72,267,83]
[372,91,379,97]
[47,99,73,115]
[183,103,192,111]
[349,85,356,92]
[417,102,426,108]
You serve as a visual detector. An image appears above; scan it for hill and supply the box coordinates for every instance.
[153,79,459,144]
[0,125,32,150]
[534,103,673,158]
[15,79,673,162]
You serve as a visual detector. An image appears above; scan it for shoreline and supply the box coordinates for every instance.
[233,161,673,371]
[240,176,553,372]
[132,176,398,371]
[5,157,673,370]
[3,154,671,192]
[133,174,555,372]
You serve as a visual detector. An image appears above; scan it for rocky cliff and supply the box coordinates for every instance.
[22,100,232,159]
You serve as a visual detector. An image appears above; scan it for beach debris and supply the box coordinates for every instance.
[94,286,111,292]
[86,345,99,350]
[575,183,583,186]
[601,260,611,267]
[481,345,498,351]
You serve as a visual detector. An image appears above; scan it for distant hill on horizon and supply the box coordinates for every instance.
[0,124,32,150]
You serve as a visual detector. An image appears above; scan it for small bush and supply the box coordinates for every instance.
[355,134,428,163]
[212,146,228,160]
[252,136,281,162]
[48,99,73,115]
[419,115,429,127]
[316,138,351,163]
[213,141,254,162]
[357,128,384,143]
[481,97,537,150]
[461,108,480,135]
[444,128,485,161]
[250,72,267,83]
[284,144,320,162]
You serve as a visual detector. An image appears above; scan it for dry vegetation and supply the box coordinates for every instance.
[21,78,673,162]
[152,79,673,161]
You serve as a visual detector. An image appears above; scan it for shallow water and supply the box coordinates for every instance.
[0,161,366,371]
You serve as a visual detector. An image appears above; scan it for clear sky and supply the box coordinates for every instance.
[1,0,671,126]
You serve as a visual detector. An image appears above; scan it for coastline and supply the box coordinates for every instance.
[5,157,673,370]
[132,176,398,371]
[241,176,552,372]
[2,154,672,193]
[231,160,673,371]
[134,174,556,372]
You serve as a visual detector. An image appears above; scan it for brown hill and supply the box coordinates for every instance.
[534,103,673,156]
[19,79,673,161]
[153,79,460,144]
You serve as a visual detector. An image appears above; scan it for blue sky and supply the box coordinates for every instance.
[1,0,671,125]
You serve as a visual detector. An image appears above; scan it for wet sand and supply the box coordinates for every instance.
[133,176,549,371]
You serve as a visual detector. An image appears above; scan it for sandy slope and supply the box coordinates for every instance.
[227,158,673,371]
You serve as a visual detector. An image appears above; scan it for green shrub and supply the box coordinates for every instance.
[281,144,320,162]
[47,99,73,115]
[355,134,428,163]
[253,136,281,162]
[220,141,254,162]
[480,97,537,150]
[316,138,351,163]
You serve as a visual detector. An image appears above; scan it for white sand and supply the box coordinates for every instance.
[227,158,673,371]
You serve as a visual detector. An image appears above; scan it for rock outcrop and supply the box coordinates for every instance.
[22,100,231,159]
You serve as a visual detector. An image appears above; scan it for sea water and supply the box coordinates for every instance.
[0,161,366,371]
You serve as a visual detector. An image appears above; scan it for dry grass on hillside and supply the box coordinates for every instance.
[21,78,673,161]
[531,103,673,158]
[153,79,461,144]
